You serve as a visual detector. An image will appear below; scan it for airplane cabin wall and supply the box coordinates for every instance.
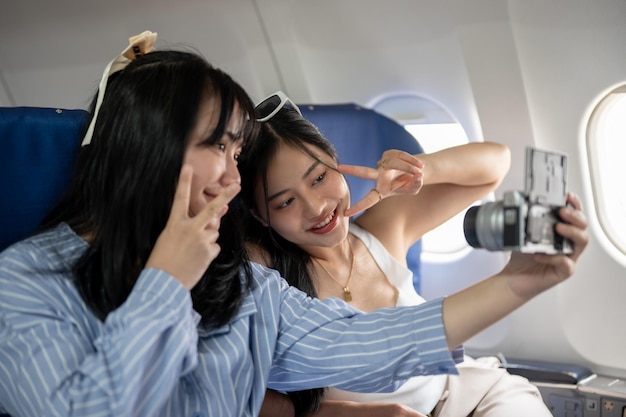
[1,0,626,377]
[506,0,626,377]
[259,0,626,377]
[0,0,281,109]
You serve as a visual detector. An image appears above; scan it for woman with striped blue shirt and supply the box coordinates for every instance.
[0,32,588,417]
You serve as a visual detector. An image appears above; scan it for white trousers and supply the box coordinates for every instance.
[432,357,552,417]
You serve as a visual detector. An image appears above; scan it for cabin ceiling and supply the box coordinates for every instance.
[0,0,515,108]
[1,0,624,111]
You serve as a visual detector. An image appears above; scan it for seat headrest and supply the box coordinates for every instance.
[299,103,424,291]
[0,104,424,292]
[0,107,88,252]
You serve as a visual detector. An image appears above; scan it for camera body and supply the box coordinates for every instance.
[463,147,572,255]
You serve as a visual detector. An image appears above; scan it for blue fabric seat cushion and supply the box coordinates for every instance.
[0,107,88,252]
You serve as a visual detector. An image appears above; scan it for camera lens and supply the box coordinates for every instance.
[463,206,482,248]
[463,201,506,251]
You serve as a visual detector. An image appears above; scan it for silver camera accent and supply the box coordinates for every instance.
[463,147,572,254]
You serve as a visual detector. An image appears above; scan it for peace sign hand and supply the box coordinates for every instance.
[339,149,424,217]
[146,165,241,290]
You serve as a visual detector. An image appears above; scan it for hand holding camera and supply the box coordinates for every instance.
[464,147,573,255]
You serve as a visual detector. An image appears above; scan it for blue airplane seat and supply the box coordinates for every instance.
[0,107,88,253]
[0,103,424,293]
[299,103,425,292]
[0,106,88,417]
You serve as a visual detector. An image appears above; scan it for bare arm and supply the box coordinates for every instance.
[259,390,295,417]
[259,394,426,417]
[442,192,588,348]
[311,401,426,417]
[347,142,510,262]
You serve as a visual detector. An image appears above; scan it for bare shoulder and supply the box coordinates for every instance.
[354,202,408,263]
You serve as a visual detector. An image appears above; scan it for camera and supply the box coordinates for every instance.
[463,147,572,254]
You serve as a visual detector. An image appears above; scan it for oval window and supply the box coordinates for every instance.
[372,94,477,258]
[586,84,626,257]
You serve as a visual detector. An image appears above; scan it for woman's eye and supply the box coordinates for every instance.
[215,142,226,151]
[313,172,326,185]
[278,197,294,209]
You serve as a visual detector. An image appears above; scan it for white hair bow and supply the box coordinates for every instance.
[81,30,158,146]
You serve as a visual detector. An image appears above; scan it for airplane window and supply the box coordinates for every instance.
[404,123,471,257]
[372,95,472,258]
[586,84,626,256]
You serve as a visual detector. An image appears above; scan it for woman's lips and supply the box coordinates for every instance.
[308,209,338,234]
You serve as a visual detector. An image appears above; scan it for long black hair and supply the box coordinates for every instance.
[240,107,340,296]
[239,106,340,417]
[42,49,257,327]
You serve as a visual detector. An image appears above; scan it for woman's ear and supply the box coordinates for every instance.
[250,209,269,227]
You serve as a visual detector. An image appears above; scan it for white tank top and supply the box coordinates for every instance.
[323,223,447,414]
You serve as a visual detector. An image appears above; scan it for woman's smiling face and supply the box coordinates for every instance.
[183,96,243,218]
[254,142,351,250]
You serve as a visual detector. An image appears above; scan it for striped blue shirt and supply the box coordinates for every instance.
[0,224,459,417]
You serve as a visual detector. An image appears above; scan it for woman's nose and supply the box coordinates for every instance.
[302,190,326,218]
[223,158,241,185]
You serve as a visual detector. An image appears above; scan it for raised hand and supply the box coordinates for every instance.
[339,149,424,217]
[442,192,589,349]
[503,192,589,300]
[146,165,241,289]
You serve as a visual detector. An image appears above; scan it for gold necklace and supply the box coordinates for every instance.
[313,237,355,302]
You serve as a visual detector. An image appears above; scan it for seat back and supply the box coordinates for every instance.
[0,107,88,252]
[299,103,424,292]
[0,106,87,417]
[0,104,425,292]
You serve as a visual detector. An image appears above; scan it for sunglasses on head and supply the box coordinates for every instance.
[255,90,303,122]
